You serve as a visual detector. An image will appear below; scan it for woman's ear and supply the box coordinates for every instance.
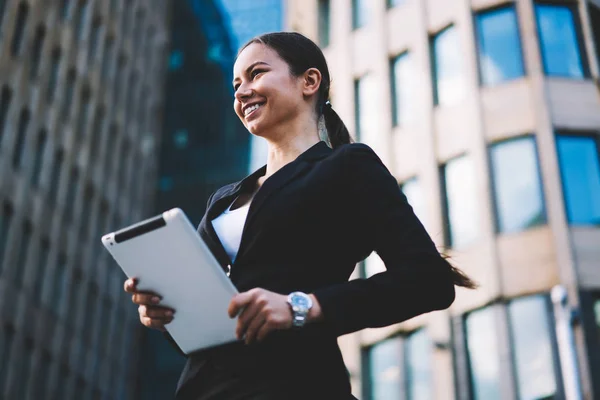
[302,68,322,97]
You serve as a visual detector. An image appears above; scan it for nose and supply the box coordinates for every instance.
[234,83,253,103]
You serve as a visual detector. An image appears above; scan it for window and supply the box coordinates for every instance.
[401,177,427,229]
[47,48,61,103]
[33,239,50,305]
[352,0,369,30]
[387,0,405,8]
[441,155,479,248]
[465,307,502,400]
[595,297,600,346]
[76,87,91,145]
[51,254,67,313]
[354,74,376,142]
[431,25,465,106]
[11,2,29,57]
[0,326,15,393]
[31,129,47,186]
[366,337,402,399]
[64,168,79,223]
[475,6,525,85]
[88,17,102,64]
[82,283,97,342]
[14,221,32,287]
[0,203,14,274]
[48,149,64,204]
[61,69,76,122]
[30,25,46,79]
[80,184,94,238]
[33,352,51,398]
[490,137,546,233]
[0,0,6,31]
[101,37,114,82]
[556,135,600,225]
[508,295,559,400]
[12,108,30,169]
[89,107,105,165]
[318,0,331,47]
[0,86,13,144]
[390,52,414,126]
[60,0,71,19]
[73,0,88,40]
[14,338,34,399]
[535,3,585,78]
[405,330,433,400]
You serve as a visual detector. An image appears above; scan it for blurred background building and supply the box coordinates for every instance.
[0,0,170,399]
[287,0,600,399]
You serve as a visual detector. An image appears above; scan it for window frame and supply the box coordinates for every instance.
[473,4,526,86]
[488,135,547,234]
[430,24,460,107]
[534,1,590,78]
[390,51,411,127]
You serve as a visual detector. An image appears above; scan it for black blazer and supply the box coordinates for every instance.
[175,141,455,397]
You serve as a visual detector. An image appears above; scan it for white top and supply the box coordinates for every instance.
[211,198,251,264]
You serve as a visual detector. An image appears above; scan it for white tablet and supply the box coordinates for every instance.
[101,208,239,354]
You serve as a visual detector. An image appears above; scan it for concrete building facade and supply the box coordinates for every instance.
[287,0,600,399]
[0,0,169,398]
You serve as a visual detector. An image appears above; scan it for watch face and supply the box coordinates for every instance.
[291,292,312,310]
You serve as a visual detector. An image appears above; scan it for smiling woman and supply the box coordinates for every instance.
[124,32,476,400]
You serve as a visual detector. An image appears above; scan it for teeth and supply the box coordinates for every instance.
[245,103,261,116]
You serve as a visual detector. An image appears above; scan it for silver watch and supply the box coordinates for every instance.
[287,291,313,328]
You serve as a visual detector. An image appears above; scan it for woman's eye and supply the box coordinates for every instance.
[251,69,265,79]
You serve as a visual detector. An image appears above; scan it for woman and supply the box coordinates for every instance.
[124,32,476,399]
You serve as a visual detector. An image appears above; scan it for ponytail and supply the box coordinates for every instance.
[442,252,479,289]
[322,101,353,149]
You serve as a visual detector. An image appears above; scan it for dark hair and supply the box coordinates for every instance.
[240,33,477,290]
[238,32,352,149]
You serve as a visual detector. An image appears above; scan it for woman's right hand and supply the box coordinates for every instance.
[124,278,175,332]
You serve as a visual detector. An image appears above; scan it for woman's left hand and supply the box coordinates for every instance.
[227,288,293,345]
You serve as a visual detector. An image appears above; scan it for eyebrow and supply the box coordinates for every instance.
[232,61,270,86]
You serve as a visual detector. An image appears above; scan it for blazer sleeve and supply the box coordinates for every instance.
[312,143,456,337]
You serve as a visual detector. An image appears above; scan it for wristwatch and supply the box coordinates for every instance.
[287,291,313,328]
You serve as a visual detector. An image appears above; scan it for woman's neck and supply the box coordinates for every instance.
[258,132,320,187]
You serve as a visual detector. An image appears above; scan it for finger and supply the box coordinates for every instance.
[131,293,161,306]
[140,316,167,331]
[142,305,175,320]
[123,278,138,293]
[244,311,267,344]
[236,302,262,340]
[256,319,274,342]
[228,289,259,318]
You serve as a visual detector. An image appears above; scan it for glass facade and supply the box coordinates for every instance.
[535,4,585,78]
[391,52,413,126]
[318,0,331,47]
[556,135,600,225]
[465,307,502,400]
[475,6,524,85]
[442,155,479,249]
[508,295,558,400]
[367,337,403,400]
[354,74,377,142]
[432,25,465,106]
[401,177,427,230]
[490,137,546,233]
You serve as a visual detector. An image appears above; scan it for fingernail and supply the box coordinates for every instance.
[166,311,173,317]
[152,296,160,304]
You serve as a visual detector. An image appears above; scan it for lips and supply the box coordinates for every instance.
[242,102,265,118]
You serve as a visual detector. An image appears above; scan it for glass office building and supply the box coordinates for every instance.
[290,0,600,398]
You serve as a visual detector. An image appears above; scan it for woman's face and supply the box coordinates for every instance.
[233,43,305,136]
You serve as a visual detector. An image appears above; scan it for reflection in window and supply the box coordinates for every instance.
[556,135,600,225]
[14,221,32,287]
[0,203,14,273]
[47,48,61,103]
[48,149,64,204]
[465,307,502,400]
[432,25,465,106]
[490,137,546,233]
[318,0,330,47]
[12,109,30,169]
[352,0,369,30]
[442,155,479,248]
[405,329,433,400]
[368,337,402,400]
[387,0,405,8]
[0,86,13,143]
[475,6,524,85]
[30,25,46,79]
[594,298,600,345]
[391,52,414,126]
[31,129,47,186]
[590,4,600,69]
[33,239,50,305]
[535,4,585,78]
[401,177,427,229]
[0,326,15,393]
[508,296,558,400]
